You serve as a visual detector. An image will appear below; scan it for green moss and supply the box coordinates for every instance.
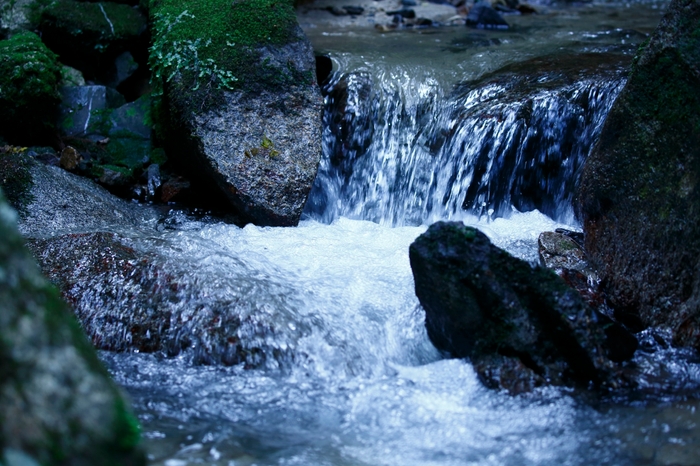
[149,0,308,97]
[0,32,61,145]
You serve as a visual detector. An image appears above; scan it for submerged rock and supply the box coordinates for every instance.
[152,0,323,226]
[0,188,145,465]
[409,221,636,393]
[577,0,700,347]
[27,230,304,368]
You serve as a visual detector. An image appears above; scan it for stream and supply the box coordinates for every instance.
[100,1,700,464]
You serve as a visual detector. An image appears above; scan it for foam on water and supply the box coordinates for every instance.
[103,213,624,466]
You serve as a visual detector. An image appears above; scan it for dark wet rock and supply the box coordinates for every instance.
[160,175,191,203]
[26,230,304,368]
[107,51,139,88]
[409,221,636,393]
[466,3,509,29]
[0,32,61,146]
[0,189,145,465]
[577,0,700,349]
[98,165,132,188]
[153,0,322,226]
[107,94,152,139]
[37,0,147,83]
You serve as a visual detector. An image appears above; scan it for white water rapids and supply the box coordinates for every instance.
[100,1,700,465]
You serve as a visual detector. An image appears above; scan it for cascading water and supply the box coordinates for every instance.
[50,1,700,464]
[306,53,627,225]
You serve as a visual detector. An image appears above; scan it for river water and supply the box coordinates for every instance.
[101,1,700,464]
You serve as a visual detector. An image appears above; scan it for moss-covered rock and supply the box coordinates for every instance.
[151,0,323,226]
[577,0,700,347]
[0,187,146,466]
[0,31,61,146]
[149,0,310,97]
[37,0,147,82]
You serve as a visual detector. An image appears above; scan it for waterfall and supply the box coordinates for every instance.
[304,54,628,226]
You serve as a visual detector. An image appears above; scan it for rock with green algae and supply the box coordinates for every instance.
[37,0,147,82]
[0,31,61,146]
[151,0,322,226]
[0,188,146,466]
[577,0,700,348]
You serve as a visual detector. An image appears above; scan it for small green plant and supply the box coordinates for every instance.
[150,9,238,96]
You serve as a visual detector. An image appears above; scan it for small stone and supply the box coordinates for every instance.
[161,176,191,203]
[59,146,81,170]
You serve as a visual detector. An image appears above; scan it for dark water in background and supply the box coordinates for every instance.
[100,2,700,465]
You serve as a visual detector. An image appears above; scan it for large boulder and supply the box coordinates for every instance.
[0,188,145,465]
[151,0,323,226]
[0,32,61,146]
[577,0,700,347]
[409,221,636,393]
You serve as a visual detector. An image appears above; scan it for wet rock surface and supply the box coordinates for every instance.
[0,153,159,238]
[154,0,323,226]
[409,221,637,393]
[0,189,145,466]
[577,0,700,348]
[27,230,302,368]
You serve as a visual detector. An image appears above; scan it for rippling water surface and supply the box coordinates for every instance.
[102,1,700,464]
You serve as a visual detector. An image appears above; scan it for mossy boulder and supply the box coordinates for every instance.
[577,0,700,347]
[37,0,147,82]
[409,221,636,393]
[151,0,323,226]
[0,187,145,466]
[0,31,61,146]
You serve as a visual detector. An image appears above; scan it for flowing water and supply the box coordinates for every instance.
[99,1,700,464]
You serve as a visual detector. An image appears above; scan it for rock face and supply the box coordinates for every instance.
[0,189,145,466]
[577,0,700,346]
[151,0,323,226]
[409,221,637,393]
